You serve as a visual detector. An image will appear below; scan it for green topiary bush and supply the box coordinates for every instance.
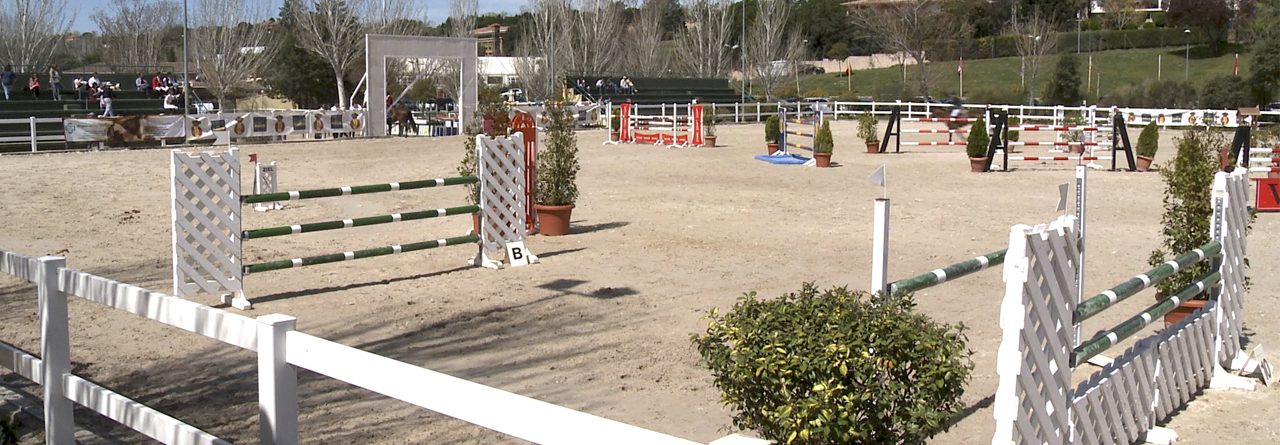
[1007,116,1021,142]
[693,284,973,445]
[610,114,620,132]
[535,102,580,206]
[1136,120,1160,158]
[765,115,781,143]
[966,117,989,158]
[1148,128,1222,298]
[857,112,878,143]
[815,119,834,153]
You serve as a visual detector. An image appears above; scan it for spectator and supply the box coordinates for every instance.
[48,64,61,101]
[152,71,165,94]
[75,76,88,101]
[594,78,604,95]
[27,74,40,99]
[136,73,149,96]
[621,76,634,94]
[163,72,175,91]
[88,72,100,89]
[1,65,14,100]
[100,86,117,117]
[163,90,179,110]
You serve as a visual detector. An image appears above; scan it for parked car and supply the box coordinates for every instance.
[1266,102,1280,111]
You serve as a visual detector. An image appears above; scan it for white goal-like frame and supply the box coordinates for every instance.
[366,34,478,137]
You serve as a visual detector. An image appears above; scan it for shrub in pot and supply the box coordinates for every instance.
[813,119,834,167]
[535,102,580,236]
[1007,115,1021,144]
[610,114,621,142]
[692,284,973,445]
[857,112,879,153]
[966,117,990,172]
[703,106,718,147]
[1062,113,1086,154]
[458,121,483,233]
[1135,120,1159,171]
[765,115,780,154]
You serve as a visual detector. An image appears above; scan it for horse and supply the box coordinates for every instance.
[387,105,418,136]
[930,107,972,141]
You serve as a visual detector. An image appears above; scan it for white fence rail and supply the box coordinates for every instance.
[0,248,723,444]
[0,117,64,152]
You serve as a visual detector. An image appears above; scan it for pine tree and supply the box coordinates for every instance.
[1046,53,1082,106]
[262,0,341,109]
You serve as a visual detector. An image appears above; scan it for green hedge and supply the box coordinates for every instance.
[933,28,1211,62]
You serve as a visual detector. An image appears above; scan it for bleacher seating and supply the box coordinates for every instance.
[567,76,741,105]
[0,72,187,153]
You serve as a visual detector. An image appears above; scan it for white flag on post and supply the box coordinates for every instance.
[869,165,887,187]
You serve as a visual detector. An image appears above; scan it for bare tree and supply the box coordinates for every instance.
[676,0,734,77]
[747,0,801,99]
[290,0,366,108]
[514,0,569,100]
[92,0,180,67]
[626,0,667,74]
[1011,10,1058,105]
[191,0,277,111]
[1099,0,1139,30]
[569,0,624,74]
[0,0,73,69]
[448,0,477,38]
[367,0,423,35]
[848,0,961,98]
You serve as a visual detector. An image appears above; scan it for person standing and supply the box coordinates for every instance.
[1,66,15,100]
[27,74,40,99]
[87,72,100,89]
[101,86,117,117]
[48,64,61,100]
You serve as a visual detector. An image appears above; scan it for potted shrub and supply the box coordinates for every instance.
[966,117,990,172]
[1135,120,1159,171]
[692,284,973,445]
[534,102,580,236]
[609,114,620,142]
[813,118,834,167]
[1062,113,1086,154]
[765,115,780,154]
[1007,115,1021,149]
[458,121,483,233]
[703,106,718,147]
[857,112,879,153]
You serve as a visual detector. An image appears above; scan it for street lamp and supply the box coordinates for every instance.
[1184,29,1191,82]
[740,1,746,104]
[731,44,744,103]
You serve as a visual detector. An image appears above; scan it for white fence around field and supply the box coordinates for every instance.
[0,248,733,445]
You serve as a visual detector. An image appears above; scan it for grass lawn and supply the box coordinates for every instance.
[796,44,1251,103]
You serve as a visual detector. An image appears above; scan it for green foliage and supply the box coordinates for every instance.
[610,115,620,132]
[968,85,1027,107]
[458,120,482,206]
[1148,128,1222,297]
[478,85,513,135]
[857,112,878,143]
[966,117,990,158]
[536,103,580,206]
[1007,116,1021,142]
[815,119,834,153]
[1137,120,1160,158]
[1169,0,1233,55]
[1249,34,1280,103]
[1099,80,1198,108]
[765,115,781,143]
[1062,113,1086,143]
[826,42,851,59]
[692,284,972,445]
[1,412,18,445]
[262,0,340,109]
[1198,76,1254,109]
[1046,53,1083,106]
[792,0,857,61]
[704,106,718,137]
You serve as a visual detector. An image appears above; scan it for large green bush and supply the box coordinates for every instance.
[692,284,972,445]
[1045,53,1083,106]
[1198,75,1254,109]
[1136,120,1160,158]
[535,103,580,206]
[1148,128,1222,297]
[966,117,990,158]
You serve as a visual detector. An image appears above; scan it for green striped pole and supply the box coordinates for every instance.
[242,205,478,240]
[243,234,480,274]
[888,249,1007,294]
[1071,271,1221,368]
[242,176,478,204]
[1073,241,1220,323]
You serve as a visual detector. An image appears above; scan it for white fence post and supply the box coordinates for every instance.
[258,314,299,445]
[30,116,38,152]
[871,198,890,294]
[38,256,75,445]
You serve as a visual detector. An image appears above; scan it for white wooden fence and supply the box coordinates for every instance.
[991,168,1253,445]
[0,117,65,152]
[0,247,742,444]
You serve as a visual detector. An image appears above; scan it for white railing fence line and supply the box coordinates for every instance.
[0,248,722,445]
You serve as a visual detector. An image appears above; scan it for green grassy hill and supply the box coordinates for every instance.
[799,45,1250,104]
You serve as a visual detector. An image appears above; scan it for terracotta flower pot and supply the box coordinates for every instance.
[969,157,988,173]
[866,141,880,153]
[1269,169,1280,179]
[472,212,481,234]
[1069,145,1085,155]
[1136,155,1154,172]
[535,203,574,236]
[609,131,619,142]
[1164,299,1208,326]
[814,152,832,167]
[704,135,717,147]
[767,142,779,154]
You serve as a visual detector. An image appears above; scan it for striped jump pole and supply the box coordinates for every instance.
[244,235,481,274]
[1250,167,1280,173]
[901,117,977,123]
[242,176,477,204]
[898,129,970,134]
[1007,141,1106,147]
[1002,156,1111,162]
[1071,271,1221,367]
[1072,240,1221,323]
[1008,125,1099,131]
[900,141,966,146]
[887,249,1007,294]
[1249,148,1280,153]
[242,205,479,239]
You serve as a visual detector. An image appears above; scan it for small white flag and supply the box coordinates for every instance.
[1057,183,1069,212]
[869,165,887,188]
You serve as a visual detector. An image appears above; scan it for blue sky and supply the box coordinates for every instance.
[65,0,527,33]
